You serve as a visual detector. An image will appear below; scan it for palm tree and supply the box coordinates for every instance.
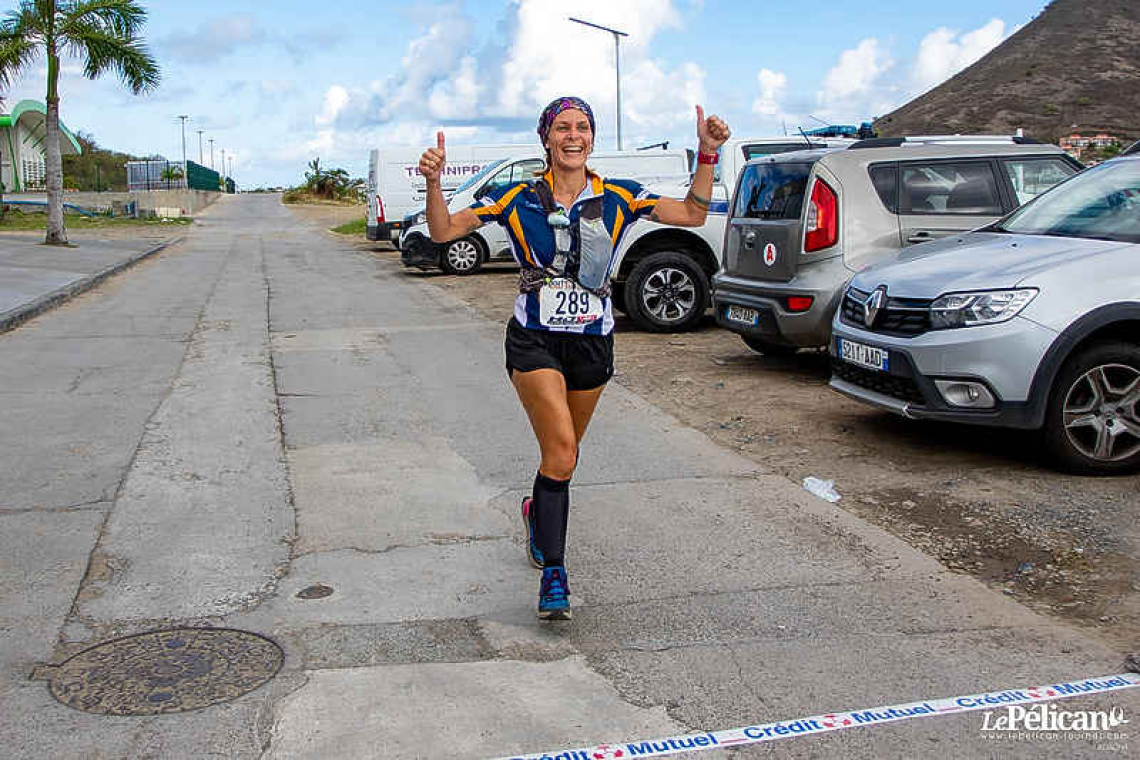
[0,1,159,245]
[160,164,183,190]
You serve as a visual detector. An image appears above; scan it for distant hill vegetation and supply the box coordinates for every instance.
[875,0,1139,144]
[62,132,158,192]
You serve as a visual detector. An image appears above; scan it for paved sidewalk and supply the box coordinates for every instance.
[0,231,184,333]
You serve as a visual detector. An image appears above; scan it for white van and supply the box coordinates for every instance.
[366,144,531,242]
[400,137,855,332]
[398,148,690,274]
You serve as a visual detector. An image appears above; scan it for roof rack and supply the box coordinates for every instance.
[849,135,1043,149]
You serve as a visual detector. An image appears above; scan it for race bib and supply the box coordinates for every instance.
[538,278,603,328]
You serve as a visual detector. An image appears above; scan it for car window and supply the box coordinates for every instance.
[997,159,1140,243]
[733,162,813,220]
[1002,158,1078,205]
[511,160,543,183]
[868,164,898,212]
[899,161,1002,215]
[455,159,506,193]
[484,164,517,194]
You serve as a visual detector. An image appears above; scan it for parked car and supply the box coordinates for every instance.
[401,136,857,332]
[830,153,1140,474]
[713,136,1083,355]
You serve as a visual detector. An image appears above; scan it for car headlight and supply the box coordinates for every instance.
[411,211,427,226]
[930,289,1038,329]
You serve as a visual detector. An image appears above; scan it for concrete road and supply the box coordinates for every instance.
[0,194,1135,759]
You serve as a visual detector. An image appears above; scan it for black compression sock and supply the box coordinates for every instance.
[532,471,570,567]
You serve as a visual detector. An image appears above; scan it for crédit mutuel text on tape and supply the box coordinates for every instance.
[492,671,1139,760]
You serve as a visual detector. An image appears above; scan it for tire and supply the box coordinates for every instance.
[741,335,798,357]
[610,285,627,315]
[1042,341,1140,475]
[439,236,484,275]
[625,251,709,333]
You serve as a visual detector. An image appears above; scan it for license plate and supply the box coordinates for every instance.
[838,337,889,372]
[725,304,760,326]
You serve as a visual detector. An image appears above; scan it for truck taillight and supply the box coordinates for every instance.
[376,195,386,224]
[804,179,837,253]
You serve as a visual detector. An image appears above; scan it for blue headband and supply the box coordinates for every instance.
[537,97,596,144]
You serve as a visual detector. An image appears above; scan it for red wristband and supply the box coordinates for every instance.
[697,151,719,165]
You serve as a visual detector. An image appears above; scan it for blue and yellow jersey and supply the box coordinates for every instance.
[468,169,661,334]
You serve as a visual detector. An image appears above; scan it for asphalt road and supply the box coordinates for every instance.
[0,194,1135,758]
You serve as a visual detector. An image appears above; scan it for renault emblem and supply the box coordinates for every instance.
[863,286,887,328]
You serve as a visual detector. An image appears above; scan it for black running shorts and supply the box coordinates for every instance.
[504,317,614,391]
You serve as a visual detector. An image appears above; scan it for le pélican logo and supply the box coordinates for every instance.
[981,703,1129,732]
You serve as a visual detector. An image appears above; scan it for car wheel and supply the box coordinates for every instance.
[610,284,627,315]
[1043,341,1140,475]
[626,251,709,332]
[439,237,483,275]
[741,335,798,357]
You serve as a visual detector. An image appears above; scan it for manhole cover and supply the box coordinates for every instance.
[296,584,334,600]
[46,628,283,715]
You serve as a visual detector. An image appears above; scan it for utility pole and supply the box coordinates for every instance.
[228,156,235,191]
[209,138,215,170]
[178,115,189,186]
[568,17,629,150]
[197,130,204,164]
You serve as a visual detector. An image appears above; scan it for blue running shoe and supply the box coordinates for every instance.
[521,497,545,569]
[538,566,571,620]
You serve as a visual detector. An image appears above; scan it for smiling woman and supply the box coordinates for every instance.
[415,94,731,620]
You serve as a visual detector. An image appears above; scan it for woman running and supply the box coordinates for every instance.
[419,96,730,620]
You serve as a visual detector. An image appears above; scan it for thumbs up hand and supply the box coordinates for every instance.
[419,131,447,184]
[696,105,730,154]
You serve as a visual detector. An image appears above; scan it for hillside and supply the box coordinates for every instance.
[875,0,1140,143]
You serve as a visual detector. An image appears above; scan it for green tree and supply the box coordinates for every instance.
[0,1,160,245]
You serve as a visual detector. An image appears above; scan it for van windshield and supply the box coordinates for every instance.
[455,159,507,193]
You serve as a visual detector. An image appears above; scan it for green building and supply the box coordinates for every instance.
[0,99,82,192]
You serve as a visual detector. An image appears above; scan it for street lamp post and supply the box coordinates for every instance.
[568,17,629,150]
[178,115,189,187]
[209,139,215,170]
[197,130,204,164]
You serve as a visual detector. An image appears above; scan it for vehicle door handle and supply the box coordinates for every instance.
[743,231,757,250]
[907,231,934,244]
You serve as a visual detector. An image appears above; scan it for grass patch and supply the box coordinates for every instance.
[282,190,362,206]
[0,211,192,231]
[331,218,368,235]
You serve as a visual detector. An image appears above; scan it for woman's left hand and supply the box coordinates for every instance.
[696,105,730,153]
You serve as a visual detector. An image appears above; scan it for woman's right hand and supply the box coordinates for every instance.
[419,132,446,184]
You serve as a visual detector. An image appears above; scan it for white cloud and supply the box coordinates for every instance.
[316,0,700,151]
[812,19,1010,124]
[163,14,269,62]
[820,38,893,104]
[752,68,787,117]
[912,19,1006,93]
[316,85,349,126]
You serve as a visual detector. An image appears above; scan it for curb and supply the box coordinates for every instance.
[0,235,187,335]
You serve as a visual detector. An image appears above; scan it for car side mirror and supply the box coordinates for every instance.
[474,185,491,200]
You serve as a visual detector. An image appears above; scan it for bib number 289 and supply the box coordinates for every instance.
[539,280,603,327]
[554,289,593,316]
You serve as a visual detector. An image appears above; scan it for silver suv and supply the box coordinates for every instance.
[831,154,1140,474]
[712,137,1082,355]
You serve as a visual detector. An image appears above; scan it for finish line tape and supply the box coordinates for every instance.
[492,672,1139,760]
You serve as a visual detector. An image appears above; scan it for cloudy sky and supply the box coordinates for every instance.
[1,0,1047,188]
